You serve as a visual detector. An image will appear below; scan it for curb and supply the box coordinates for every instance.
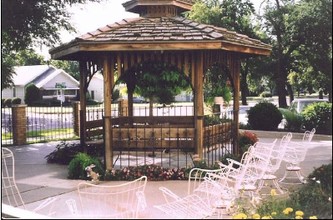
[240,129,332,141]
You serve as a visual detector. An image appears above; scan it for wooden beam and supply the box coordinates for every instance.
[117,53,122,77]
[79,61,87,150]
[194,51,204,158]
[81,41,223,51]
[103,55,114,170]
[231,55,241,155]
[191,53,195,88]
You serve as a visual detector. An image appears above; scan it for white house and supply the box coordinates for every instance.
[87,72,104,102]
[1,65,80,104]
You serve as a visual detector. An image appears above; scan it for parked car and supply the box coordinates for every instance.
[289,98,328,113]
[132,97,148,103]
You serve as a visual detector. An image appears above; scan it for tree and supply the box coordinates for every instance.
[49,60,80,80]
[118,61,191,116]
[289,0,332,101]
[24,83,41,106]
[260,0,295,108]
[260,0,332,106]
[204,64,232,106]
[187,0,268,105]
[1,0,101,89]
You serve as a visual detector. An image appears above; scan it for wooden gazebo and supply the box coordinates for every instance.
[49,0,271,170]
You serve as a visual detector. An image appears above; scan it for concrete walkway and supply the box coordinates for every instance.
[2,131,332,218]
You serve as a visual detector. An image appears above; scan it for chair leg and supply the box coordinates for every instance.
[258,177,285,195]
[279,169,304,184]
[256,179,264,193]
[272,179,284,194]
[279,169,289,183]
[295,171,307,184]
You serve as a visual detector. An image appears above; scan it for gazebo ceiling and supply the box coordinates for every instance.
[49,0,271,60]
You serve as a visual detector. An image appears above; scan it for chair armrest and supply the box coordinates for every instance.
[136,191,147,211]
[158,186,181,204]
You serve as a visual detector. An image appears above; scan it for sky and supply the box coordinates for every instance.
[39,0,138,59]
[39,0,263,59]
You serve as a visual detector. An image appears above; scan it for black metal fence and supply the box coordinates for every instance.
[1,103,194,145]
[25,106,76,143]
[1,103,235,169]
[1,107,13,145]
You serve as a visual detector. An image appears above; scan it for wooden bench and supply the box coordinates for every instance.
[112,127,195,152]
[85,119,104,147]
[84,117,195,153]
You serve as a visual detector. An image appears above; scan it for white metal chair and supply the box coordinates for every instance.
[155,140,277,218]
[257,133,292,194]
[67,176,147,218]
[216,140,277,206]
[2,147,25,209]
[154,167,231,219]
[1,147,58,217]
[279,128,316,184]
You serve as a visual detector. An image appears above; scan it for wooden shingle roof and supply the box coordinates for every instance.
[50,16,271,60]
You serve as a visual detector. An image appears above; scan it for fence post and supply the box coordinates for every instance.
[72,101,80,136]
[118,99,128,116]
[12,105,27,145]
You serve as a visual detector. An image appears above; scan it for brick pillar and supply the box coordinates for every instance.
[12,105,27,145]
[72,101,80,136]
[118,99,128,116]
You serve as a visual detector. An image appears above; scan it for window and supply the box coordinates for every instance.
[91,91,95,100]
[64,90,77,95]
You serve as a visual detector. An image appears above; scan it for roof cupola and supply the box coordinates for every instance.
[122,0,193,18]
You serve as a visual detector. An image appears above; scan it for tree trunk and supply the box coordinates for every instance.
[286,83,294,106]
[240,61,249,105]
[275,0,288,108]
[149,96,154,117]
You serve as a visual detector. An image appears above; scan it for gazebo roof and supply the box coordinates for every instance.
[49,1,271,60]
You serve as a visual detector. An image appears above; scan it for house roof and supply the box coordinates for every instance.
[12,65,79,89]
[13,65,51,86]
[49,16,272,60]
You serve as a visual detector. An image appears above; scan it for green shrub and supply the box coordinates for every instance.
[4,98,12,107]
[219,130,258,167]
[25,83,41,106]
[238,130,258,155]
[49,98,61,107]
[112,89,120,102]
[260,91,272,98]
[286,163,332,219]
[204,114,231,126]
[45,141,104,165]
[11,97,22,105]
[253,162,332,219]
[219,153,242,168]
[31,100,51,107]
[247,101,283,131]
[302,102,332,135]
[279,108,303,132]
[86,99,100,106]
[68,152,104,180]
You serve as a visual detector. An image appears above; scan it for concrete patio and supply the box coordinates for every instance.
[2,130,332,218]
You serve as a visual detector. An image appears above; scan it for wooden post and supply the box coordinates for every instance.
[231,55,240,155]
[103,55,114,170]
[72,101,80,136]
[79,61,87,151]
[194,51,204,159]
